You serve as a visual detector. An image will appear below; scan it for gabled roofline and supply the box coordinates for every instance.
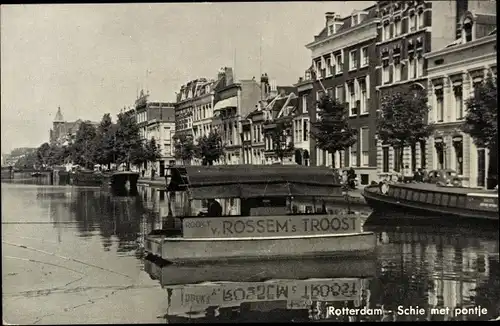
[305,17,380,49]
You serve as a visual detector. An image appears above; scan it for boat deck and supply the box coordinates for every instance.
[393,183,497,195]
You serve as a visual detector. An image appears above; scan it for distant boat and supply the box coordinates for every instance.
[363,182,498,221]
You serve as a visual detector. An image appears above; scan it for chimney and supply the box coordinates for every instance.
[225,67,234,85]
[325,12,336,27]
[260,73,269,100]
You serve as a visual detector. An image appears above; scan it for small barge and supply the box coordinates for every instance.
[363,182,498,221]
[144,255,376,285]
[145,165,376,264]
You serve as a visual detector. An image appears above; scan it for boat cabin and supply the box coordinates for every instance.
[165,165,343,218]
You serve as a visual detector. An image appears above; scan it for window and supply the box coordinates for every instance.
[326,56,333,76]
[335,54,343,74]
[348,82,356,116]
[418,8,425,28]
[463,22,473,42]
[394,18,402,36]
[349,50,357,70]
[361,47,369,67]
[302,95,308,113]
[316,90,325,102]
[360,79,368,114]
[303,119,309,142]
[383,21,390,40]
[382,147,390,173]
[454,85,463,120]
[382,60,390,84]
[336,85,344,103]
[328,24,335,36]
[435,141,445,170]
[416,52,424,77]
[408,56,416,79]
[352,14,358,26]
[435,88,444,122]
[360,127,369,167]
[394,56,401,82]
[453,138,463,175]
[327,87,334,99]
[409,12,417,32]
[349,144,357,167]
[393,147,402,172]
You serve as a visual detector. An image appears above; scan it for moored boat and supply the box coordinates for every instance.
[362,182,498,221]
[144,255,376,285]
[145,165,376,264]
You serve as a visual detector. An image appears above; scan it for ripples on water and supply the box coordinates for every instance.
[2,179,499,323]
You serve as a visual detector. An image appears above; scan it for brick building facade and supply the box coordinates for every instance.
[301,6,380,185]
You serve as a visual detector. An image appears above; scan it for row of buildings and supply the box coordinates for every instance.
[47,1,495,187]
[49,94,176,176]
[171,0,496,188]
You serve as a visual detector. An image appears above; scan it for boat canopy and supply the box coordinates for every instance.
[166,165,342,199]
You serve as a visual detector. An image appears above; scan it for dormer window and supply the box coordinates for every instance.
[352,14,359,26]
[463,18,473,43]
[328,23,335,36]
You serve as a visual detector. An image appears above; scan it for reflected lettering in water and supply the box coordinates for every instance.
[2,181,499,323]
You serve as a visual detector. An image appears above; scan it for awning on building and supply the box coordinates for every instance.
[213,97,238,112]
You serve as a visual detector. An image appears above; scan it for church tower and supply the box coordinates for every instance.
[50,106,65,144]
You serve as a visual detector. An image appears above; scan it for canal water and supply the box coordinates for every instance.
[2,179,499,323]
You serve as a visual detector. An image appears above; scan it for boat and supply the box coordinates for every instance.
[362,182,499,221]
[145,165,376,264]
[143,256,373,323]
[144,255,376,285]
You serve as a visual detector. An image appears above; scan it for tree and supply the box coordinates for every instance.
[14,151,38,170]
[264,119,294,164]
[94,113,116,169]
[462,73,497,188]
[311,96,357,167]
[173,134,195,165]
[114,113,143,170]
[70,121,98,169]
[194,130,224,165]
[144,137,162,166]
[36,143,52,168]
[376,88,434,172]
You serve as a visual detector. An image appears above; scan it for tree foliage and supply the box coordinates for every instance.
[173,134,195,165]
[71,122,98,169]
[311,95,357,166]
[195,130,224,165]
[14,150,38,169]
[114,113,143,169]
[93,113,116,167]
[462,74,497,150]
[376,88,434,171]
[144,137,162,163]
[36,143,52,167]
[463,74,498,187]
[264,119,294,164]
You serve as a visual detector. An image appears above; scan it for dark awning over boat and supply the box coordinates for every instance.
[167,165,342,199]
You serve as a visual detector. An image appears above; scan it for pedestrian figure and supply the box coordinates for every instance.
[207,199,222,217]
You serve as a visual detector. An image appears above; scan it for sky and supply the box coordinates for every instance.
[1,1,374,154]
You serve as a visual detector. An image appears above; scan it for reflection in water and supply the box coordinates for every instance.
[2,181,499,323]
